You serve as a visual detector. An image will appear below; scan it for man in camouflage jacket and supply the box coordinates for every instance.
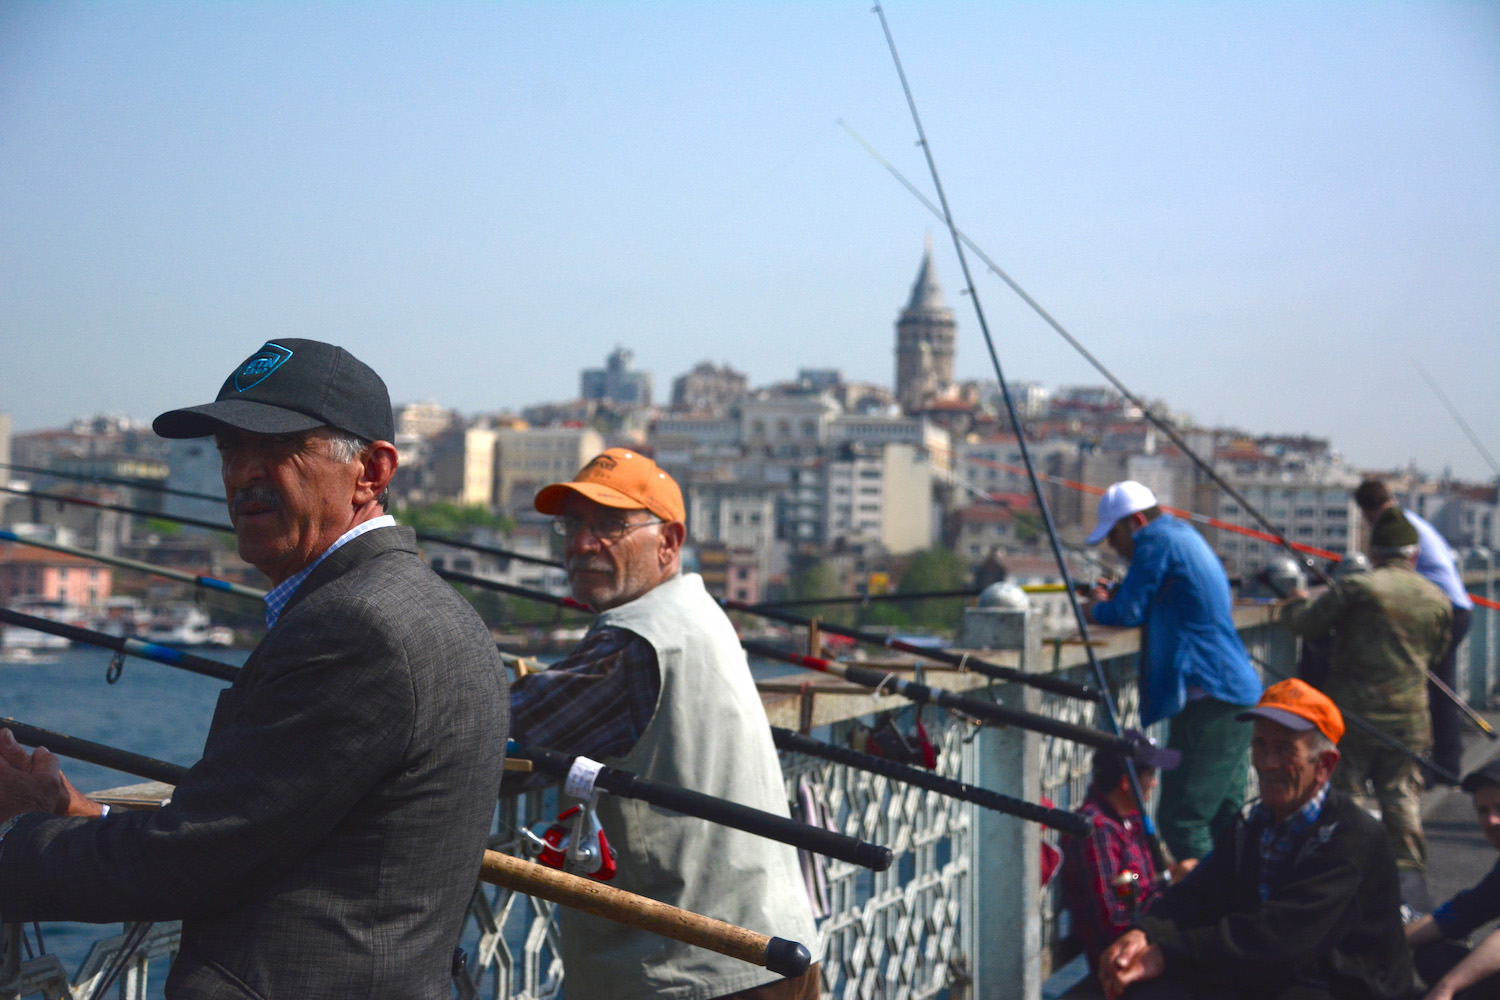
[1279,508,1450,874]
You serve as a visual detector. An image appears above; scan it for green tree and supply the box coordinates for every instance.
[788,559,855,627]
[870,547,968,634]
[394,502,513,537]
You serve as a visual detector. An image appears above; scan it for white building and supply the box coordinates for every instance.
[740,391,840,458]
[823,443,933,556]
[1212,471,1361,576]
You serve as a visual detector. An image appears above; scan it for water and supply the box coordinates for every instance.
[2,644,243,989]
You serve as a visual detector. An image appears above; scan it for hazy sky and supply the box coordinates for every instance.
[2,2,1496,480]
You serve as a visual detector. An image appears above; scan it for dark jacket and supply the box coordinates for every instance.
[1136,788,1414,1000]
[0,528,510,999]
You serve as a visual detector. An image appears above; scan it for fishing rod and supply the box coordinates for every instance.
[0,480,564,570]
[0,528,266,602]
[867,3,1167,868]
[2,719,190,786]
[0,484,235,533]
[971,454,1496,735]
[963,454,1500,616]
[510,742,893,871]
[840,116,1319,567]
[442,574,1129,806]
[0,597,892,867]
[753,584,1078,609]
[842,117,1489,619]
[770,727,1088,837]
[747,588,981,609]
[723,597,1099,702]
[0,608,238,682]
[0,461,223,504]
[0,723,812,980]
[745,639,1148,761]
[963,456,1348,564]
[444,569,1098,703]
[1414,363,1500,480]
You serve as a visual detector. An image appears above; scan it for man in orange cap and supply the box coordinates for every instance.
[508,449,818,1000]
[1100,679,1413,999]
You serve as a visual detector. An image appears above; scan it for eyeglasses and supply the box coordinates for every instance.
[551,515,665,542]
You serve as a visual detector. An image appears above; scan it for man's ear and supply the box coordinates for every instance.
[1316,748,1341,780]
[355,441,399,505]
[659,520,686,565]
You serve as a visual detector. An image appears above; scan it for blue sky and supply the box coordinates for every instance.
[2,2,1496,479]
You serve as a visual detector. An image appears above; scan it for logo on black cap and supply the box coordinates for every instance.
[235,342,294,392]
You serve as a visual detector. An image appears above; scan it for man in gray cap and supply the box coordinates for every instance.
[0,339,508,999]
[1280,507,1450,892]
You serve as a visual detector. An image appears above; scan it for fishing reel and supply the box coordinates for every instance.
[1112,868,1143,917]
[520,755,618,881]
[522,801,618,881]
[851,697,938,770]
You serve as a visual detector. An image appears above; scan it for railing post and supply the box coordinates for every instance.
[962,605,1042,1000]
[1481,555,1497,709]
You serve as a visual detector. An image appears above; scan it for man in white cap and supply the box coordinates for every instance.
[1083,481,1262,864]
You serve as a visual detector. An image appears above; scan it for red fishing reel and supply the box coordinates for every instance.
[523,802,618,881]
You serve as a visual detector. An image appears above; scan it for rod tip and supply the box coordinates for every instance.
[764,937,812,979]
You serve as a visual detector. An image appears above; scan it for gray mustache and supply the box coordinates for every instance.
[232,484,281,515]
[567,559,612,574]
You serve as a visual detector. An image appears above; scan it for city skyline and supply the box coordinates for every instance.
[2,3,1496,479]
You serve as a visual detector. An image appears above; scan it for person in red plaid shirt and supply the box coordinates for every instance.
[1062,730,1190,974]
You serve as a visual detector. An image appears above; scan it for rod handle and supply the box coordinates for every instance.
[478,850,810,976]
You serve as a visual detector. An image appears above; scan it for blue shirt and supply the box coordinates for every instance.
[1432,855,1500,939]
[1091,514,1262,725]
[1406,509,1474,611]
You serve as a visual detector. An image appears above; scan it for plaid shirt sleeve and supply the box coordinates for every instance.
[1063,803,1158,963]
[508,626,661,774]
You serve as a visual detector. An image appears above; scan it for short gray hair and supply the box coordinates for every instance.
[325,430,389,509]
[1304,729,1336,757]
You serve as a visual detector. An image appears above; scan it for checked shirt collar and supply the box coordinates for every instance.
[263,515,396,629]
[1255,779,1330,900]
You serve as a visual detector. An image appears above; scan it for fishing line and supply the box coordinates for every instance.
[871,2,1165,866]
[841,109,1492,726]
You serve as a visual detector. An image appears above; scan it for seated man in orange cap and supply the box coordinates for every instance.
[507,448,818,1000]
[1099,679,1413,1000]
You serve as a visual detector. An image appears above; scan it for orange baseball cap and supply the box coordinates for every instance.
[534,448,686,524]
[1236,678,1344,745]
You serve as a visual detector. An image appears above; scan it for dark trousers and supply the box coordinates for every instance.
[1431,608,1472,778]
[1158,698,1252,861]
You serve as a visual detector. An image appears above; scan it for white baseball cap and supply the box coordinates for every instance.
[1086,481,1158,545]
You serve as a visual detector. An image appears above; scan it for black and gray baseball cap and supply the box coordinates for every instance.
[153,339,394,443]
[1461,757,1500,794]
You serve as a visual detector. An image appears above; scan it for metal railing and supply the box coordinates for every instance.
[4,592,1494,1000]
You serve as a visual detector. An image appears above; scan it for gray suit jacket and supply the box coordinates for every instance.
[0,527,510,999]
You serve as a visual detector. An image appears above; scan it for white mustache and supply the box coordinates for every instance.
[567,559,612,574]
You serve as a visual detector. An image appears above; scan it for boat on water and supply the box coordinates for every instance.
[2,596,235,651]
[0,598,74,661]
[137,602,235,648]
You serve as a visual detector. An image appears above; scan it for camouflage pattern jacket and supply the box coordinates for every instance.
[1279,562,1450,738]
